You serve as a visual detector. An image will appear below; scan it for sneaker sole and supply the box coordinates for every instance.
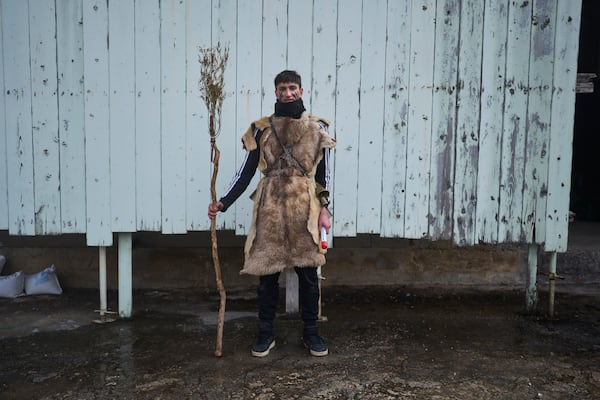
[303,340,329,357]
[309,347,329,357]
[251,340,275,357]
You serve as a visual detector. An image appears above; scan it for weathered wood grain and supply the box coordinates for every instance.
[0,0,583,252]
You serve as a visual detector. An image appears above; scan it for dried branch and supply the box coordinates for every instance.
[198,42,229,357]
[199,43,229,139]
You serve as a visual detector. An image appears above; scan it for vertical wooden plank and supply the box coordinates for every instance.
[29,0,61,235]
[2,1,35,235]
[404,0,435,239]
[212,0,238,231]
[429,0,459,241]
[0,6,8,230]
[109,0,136,232]
[288,0,312,98]
[185,0,212,231]
[311,0,337,242]
[498,0,532,243]
[234,0,262,235]
[452,0,483,246]
[57,0,86,233]
[135,0,162,232]
[545,0,582,252]
[334,0,361,237]
[381,0,411,238]
[356,0,386,234]
[83,0,112,246]
[522,0,556,244]
[476,2,509,244]
[261,0,287,115]
[285,0,312,310]
[160,0,187,234]
[311,0,337,129]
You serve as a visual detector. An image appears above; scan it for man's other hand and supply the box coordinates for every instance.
[318,207,331,233]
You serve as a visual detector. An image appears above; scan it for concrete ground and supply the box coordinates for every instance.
[1,284,600,399]
[0,221,599,399]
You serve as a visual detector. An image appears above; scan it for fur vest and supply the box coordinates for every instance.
[240,112,336,275]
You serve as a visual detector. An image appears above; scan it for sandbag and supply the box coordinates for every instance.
[0,271,25,298]
[24,265,63,296]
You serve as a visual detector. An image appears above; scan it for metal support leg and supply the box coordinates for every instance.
[548,251,557,318]
[94,246,116,324]
[317,266,327,321]
[285,268,299,316]
[118,233,133,319]
[525,243,538,313]
[99,246,107,317]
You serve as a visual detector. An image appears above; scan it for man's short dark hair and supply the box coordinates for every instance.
[274,70,302,88]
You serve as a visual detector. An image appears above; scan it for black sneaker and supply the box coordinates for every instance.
[251,335,275,357]
[303,333,329,357]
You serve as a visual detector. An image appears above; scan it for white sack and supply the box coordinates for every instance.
[0,271,25,298]
[24,265,63,296]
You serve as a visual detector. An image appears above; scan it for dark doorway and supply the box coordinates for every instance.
[571,0,600,222]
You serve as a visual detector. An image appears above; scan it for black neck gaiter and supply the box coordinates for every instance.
[274,98,306,119]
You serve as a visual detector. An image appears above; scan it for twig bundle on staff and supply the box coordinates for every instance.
[198,42,229,357]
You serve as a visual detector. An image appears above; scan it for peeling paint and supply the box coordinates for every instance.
[0,0,580,249]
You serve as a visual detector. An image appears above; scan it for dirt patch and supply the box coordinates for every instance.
[1,286,599,399]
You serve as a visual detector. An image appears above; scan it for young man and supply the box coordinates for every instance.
[207,70,335,357]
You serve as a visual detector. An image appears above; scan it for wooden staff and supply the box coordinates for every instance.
[209,115,226,357]
[199,43,228,357]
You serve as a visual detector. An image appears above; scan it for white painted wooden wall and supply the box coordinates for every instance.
[0,0,582,252]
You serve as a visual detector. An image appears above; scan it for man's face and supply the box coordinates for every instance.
[275,82,303,103]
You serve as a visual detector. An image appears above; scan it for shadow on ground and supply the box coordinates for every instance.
[1,284,599,400]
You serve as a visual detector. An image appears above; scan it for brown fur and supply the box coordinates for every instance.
[241,112,335,275]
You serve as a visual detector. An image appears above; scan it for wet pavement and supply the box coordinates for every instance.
[1,284,600,400]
